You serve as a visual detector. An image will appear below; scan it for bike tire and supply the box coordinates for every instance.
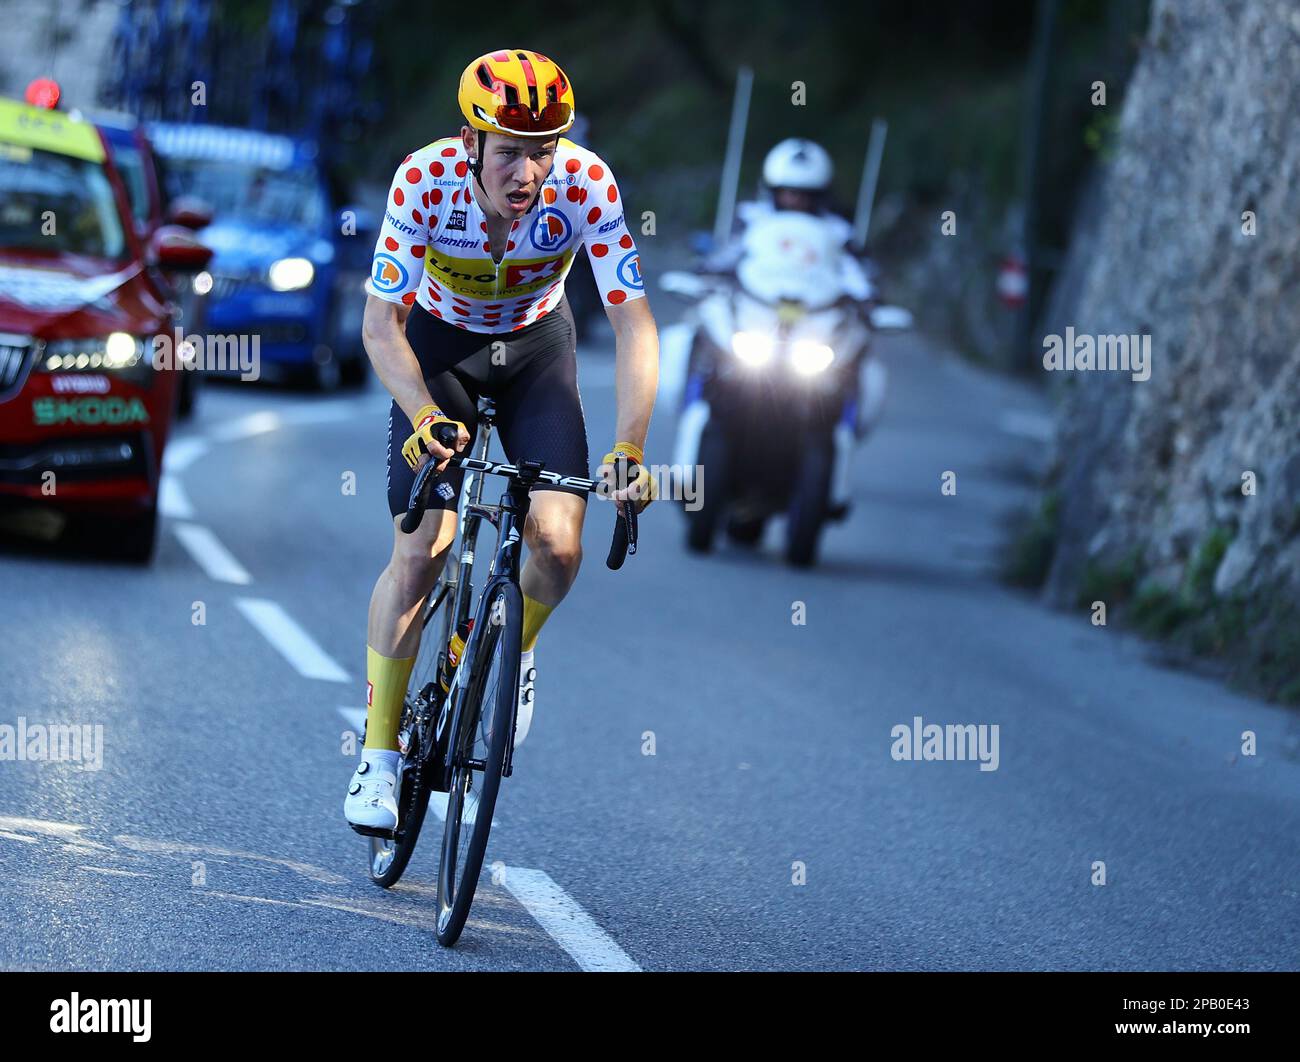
[435,581,521,946]
[368,583,452,888]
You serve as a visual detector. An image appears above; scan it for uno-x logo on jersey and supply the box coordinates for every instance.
[529,208,571,252]
[371,253,409,295]
[616,251,644,290]
[504,257,564,287]
[426,250,569,299]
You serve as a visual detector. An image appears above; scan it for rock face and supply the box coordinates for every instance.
[1045,0,1300,613]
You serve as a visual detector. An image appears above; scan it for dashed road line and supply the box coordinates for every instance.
[172,522,252,585]
[500,867,641,972]
[236,598,350,682]
[335,706,639,970]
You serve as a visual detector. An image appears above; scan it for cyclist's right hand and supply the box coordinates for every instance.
[401,403,469,471]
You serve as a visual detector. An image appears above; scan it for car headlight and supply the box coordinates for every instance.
[43,333,146,372]
[268,257,315,291]
[731,330,774,367]
[790,340,835,376]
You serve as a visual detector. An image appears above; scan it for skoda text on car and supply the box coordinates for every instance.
[0,92,212,561]
[147,123,370,388]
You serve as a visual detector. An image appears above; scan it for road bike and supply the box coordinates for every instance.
[360,399,637,946]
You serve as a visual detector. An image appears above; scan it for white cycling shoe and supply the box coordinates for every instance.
[344,751,401,833]
[515,649,536,749]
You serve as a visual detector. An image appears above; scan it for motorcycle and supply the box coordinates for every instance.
[662,210,909,567]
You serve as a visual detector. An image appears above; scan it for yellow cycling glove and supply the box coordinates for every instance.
[601,440,657,512]
[401,403,465,471]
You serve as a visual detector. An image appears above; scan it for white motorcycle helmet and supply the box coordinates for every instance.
[762,138,833,193]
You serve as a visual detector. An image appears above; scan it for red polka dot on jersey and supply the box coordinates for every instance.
[456,321,468,329]
[412,209,423,224]
[431,307,442,317]
[588,164,604,181]
[543,188,557,204]
[482,242,491,253]
[452,190,460,205]
[507,240,516,251]
[455,161,468,177]
[464,186,472,202]
[403,154,412,164]
[453,305,469,315]
[579,188,588,204]
[566,186,581,202]
[384,237,398,252]
[429,161,444,177]
[607,185,618,203]
[619,234,633,249]
[590,243,608,258]
[402,292,416,305]
[587,207,602,224]
[405,167,421,184]
[431,189,443,204]
[566,158,580,174]
[393,188,404,206]
[441,146,457,157]
[485,303,503,310]
[410,245,425,258]
[428,288,442,301]
[421,192,429,208]
[480,222,488,233]
[608,290,627,304]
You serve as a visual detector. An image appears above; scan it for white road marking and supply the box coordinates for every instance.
[333,710,635,968]
[998,410,1054,442]
[162,436,209,472]
[172,522,252,585]
[237,598,350,682]
[158,474,193,519]
[76,866,150,878]
[501,867,641,972]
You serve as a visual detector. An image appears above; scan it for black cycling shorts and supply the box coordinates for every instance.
[386,297,589,518]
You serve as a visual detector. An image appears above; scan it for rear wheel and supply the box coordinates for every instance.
[368,582,452,888]
[435,582,521,947]
[785,441,832,567]
[685,423,727,554]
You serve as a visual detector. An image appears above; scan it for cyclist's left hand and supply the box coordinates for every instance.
[599,441,656,515]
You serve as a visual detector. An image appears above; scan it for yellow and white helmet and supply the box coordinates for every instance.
[458,49,576,139]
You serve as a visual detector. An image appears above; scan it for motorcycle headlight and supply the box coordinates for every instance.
[791,340,834,376]
[43,332,146,372]
[267,257,315,291]
[731,330,774,367]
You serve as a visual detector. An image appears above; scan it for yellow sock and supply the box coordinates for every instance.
[521,594,556,652]
[363,646,415,751]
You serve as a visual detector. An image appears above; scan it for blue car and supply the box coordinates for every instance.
[147,122,372,388]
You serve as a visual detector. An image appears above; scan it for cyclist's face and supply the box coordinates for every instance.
[465,128,558,219]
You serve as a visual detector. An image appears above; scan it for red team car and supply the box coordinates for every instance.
[0,86,211,561]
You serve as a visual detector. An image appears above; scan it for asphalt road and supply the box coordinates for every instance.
[1,323,1297,971]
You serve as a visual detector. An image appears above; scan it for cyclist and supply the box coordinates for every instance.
[345,49,658,833]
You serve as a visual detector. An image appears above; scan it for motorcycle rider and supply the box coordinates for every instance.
[692,138,884,519]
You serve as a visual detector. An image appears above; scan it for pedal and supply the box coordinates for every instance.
[348,822,396,840]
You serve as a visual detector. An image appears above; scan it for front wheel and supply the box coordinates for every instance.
[785,441,832,567]
[685,423,727,554]
[435,581,521,947]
